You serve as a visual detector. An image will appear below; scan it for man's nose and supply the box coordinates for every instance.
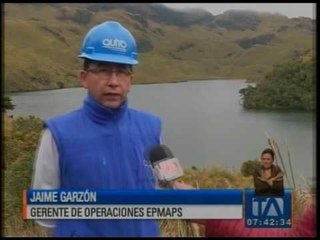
[107,71,119,86]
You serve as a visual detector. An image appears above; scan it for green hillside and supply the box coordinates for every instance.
[4,3,315,92]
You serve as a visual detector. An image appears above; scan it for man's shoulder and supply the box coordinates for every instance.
[128,108,162,137]
[128,108,161,122]
[45,109,81,125]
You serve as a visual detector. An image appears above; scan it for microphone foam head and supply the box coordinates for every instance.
[149,144,174,166]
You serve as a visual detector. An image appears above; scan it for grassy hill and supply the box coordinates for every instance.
[4,3,315,92]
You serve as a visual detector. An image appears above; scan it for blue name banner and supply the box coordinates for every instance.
[26,189,243,205]
[244,189,292,228]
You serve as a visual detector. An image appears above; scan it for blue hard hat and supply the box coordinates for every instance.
[79,21,138,65]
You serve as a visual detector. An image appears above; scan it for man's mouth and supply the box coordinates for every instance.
[104,93,121,100]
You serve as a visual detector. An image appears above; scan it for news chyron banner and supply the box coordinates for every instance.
[23,189,242,220]
[244,189,292,228]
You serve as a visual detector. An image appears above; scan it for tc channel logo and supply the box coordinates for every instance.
[244,189,292,228]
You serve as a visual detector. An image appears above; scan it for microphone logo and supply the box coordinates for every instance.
[153,157,184,182]
[149,144,184,182]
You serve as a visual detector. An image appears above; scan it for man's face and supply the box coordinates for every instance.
[80,62,133,109]
[261,153,273,169]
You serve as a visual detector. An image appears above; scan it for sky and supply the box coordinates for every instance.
[164,3,316,19]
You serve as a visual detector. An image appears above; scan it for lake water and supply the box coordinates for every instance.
[8,80,315,188]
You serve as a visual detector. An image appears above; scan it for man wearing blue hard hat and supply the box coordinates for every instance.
[32,21,162,237]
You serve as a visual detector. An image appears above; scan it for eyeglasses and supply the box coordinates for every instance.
[87,66,132,78]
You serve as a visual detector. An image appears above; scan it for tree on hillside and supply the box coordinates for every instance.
[239,53,315,111]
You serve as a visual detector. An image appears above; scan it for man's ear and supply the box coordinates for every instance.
[128,75,133,92]
[79,70,88,89]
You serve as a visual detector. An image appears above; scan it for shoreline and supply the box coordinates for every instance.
[7,78,249,94]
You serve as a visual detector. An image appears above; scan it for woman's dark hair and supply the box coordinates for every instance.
[261,148,275,160]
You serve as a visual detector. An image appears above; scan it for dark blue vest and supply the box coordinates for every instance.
[44,94,161,237]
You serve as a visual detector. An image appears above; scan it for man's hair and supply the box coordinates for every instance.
[83,59,133,72]
[83,59,92,71]
[261,148,275,160]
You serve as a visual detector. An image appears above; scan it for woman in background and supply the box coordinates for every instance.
[253,148,284,197]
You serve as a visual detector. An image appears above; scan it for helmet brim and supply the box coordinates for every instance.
[79,53,138,65]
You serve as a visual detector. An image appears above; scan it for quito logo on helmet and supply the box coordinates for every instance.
[102,38,127,52]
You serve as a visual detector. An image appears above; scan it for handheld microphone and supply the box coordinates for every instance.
[149,144,184,187]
